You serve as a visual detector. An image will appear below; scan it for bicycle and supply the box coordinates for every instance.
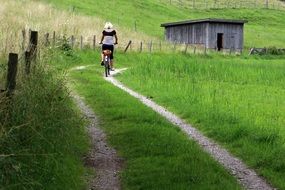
[102,49,112,77]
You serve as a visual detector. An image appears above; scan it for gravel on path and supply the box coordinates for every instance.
[72,92,122,190]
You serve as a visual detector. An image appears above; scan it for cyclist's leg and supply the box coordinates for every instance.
[110,45,114,70]
[101,44,107,65]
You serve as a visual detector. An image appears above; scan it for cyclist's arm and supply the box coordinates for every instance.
[100,35,104,44]
[114,34,118,44]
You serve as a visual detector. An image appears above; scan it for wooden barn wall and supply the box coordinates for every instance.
[164,22,244,50]
[165,23,207,44]
[207,23,244,50]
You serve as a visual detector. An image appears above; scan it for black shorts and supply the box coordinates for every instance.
[102,44,114,59]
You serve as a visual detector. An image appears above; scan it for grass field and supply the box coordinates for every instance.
[1,0,285,189]
[67,50,242,189]
[43,0,285,48]
[115,52,285,189]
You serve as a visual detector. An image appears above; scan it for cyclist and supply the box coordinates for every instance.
[99,22,118,71]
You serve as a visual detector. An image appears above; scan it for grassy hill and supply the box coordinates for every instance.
[43,0,285,48]
[39,0,285,189]
[1,0,285,189]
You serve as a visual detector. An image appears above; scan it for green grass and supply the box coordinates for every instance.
[67,50,242,189]
[0,50,89,190]
[115,52,285,189]
[42,0,285,47]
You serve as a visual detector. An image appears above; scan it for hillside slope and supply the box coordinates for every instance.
[43,0,285,48]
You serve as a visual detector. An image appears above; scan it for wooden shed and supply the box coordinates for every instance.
[161,18,247,51]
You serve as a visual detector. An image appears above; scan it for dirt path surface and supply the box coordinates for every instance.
[105,69,275,190]
[72,93,122,190]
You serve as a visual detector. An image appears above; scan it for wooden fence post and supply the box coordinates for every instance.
[25,51,31,75]
[29,31,38,62]
[149,41,153,53]
[194,46,196,54]
[6,53,18,95]
[159,41,162,51]
[140,42,142,53]
[124,40,132,53]
[93,35,96,50]
[45,33,50,46]
[80,35,83,50]
[53,31,56,46]
[71,35,75,49]
[22,29,26,51]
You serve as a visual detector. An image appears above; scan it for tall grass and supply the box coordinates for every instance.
[0,45,89,189]
[0,0,155,57]
[116,52,285,189]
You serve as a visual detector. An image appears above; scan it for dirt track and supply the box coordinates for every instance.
[72,93,122,190]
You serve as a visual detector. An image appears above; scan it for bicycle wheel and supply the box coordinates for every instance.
[104,56,110,77]
[107,59,110,75]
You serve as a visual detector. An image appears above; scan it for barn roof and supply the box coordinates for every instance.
[161,18,247,27]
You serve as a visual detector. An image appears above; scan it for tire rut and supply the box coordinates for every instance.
[72,93,122,190]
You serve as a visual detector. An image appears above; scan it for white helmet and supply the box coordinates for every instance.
[104,22,113,29]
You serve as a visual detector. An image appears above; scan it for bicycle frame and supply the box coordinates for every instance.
[103,50,112,77]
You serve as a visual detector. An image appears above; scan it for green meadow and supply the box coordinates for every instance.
[1,0,285,189]
[68,50,242,190]
[43,0,285,47]
[116,52,285,189]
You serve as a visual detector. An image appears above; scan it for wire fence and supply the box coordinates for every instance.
[159,0,285,10]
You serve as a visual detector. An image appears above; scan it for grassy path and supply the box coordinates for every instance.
[105,69,274,190]
[71,92,122,190]
[68,63,242,190]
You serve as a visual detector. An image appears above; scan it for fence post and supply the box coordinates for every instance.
[71,35,75,49]
[159,41,162,51]
[22,29,26,51]
[124,40,132,53]
[149,41,153,53]
[29,31,38,62]
[53,31,56,46]
[45,33,50,46]
[139,41,143,53]
[204,46,207,55]
[25,51,31,75]
[194,46,196,54]
[93,35,96,50]
[80,36,83,50]
[6,53,18,95]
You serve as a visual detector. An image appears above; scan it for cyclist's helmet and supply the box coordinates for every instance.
[104,22,113,30]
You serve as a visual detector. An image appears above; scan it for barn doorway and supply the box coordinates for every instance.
[217,33,223,51]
